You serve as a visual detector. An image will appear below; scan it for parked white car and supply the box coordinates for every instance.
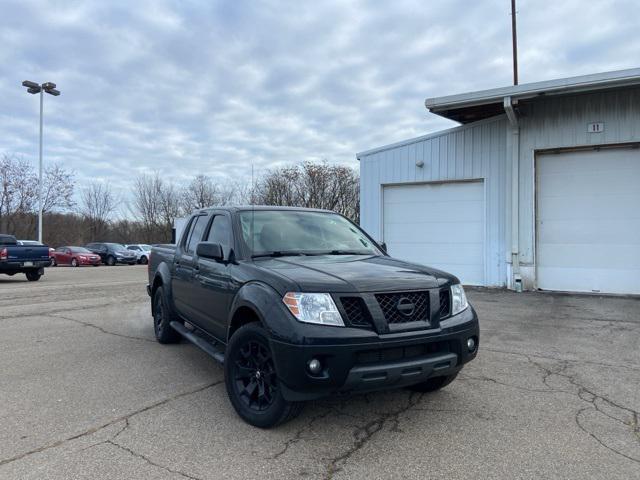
[125,244,151,264]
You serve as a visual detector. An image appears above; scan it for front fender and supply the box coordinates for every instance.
[228,281,299,343]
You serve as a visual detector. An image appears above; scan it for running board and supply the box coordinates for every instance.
[170,321,225,364]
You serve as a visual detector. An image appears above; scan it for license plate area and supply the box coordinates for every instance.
[23,261,33,267]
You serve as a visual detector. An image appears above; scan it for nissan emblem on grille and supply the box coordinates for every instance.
[396,297,415,317]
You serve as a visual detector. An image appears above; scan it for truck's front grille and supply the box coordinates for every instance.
[356,341,451,365]
[340,297,373,327]
[439,288,451,319]
[375,291,429,324]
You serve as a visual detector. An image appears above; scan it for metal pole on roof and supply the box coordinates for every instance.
[511,0,519,85]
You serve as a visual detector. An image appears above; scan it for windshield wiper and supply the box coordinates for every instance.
[251,251,309,259]
[326,250,372,255]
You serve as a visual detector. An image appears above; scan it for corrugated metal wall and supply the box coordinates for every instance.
[359,115,508,286]
[517,87,640,266]
[359,86,640,289]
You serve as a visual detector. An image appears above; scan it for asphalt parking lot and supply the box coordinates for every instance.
[0,266,638,479]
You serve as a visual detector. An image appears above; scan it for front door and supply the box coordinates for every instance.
[192,214,235,340]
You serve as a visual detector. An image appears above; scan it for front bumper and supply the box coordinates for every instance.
[115,256,137,264]
[271,307,479,401]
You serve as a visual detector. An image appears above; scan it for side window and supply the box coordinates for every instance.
[206,215,232,258]
[186,216,208,254]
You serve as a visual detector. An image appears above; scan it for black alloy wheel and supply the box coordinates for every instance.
[140,255,148,265]
[233,340,278,412]
[225,323,303,428]
[106,255,116,266]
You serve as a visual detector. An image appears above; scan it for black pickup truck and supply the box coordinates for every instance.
[0,234,50,281]
[148,207,479,427]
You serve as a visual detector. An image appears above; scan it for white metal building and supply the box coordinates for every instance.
[357,69,640,294]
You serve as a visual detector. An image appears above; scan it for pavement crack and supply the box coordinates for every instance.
[106,439,203,480]
[269,409,333,460]
[458,373,556,393]
[0,381,223,468]
[575,407,640,464]
[483,347,640,373]
[524,356,640,464]
[323,392,424,479]
[0,300,142,321]
[50,313,155,343]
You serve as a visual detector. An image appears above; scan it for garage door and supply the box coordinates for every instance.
[537,147,640,294]
[383,181,485,285]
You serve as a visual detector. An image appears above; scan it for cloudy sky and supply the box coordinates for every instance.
[1,0,638,208]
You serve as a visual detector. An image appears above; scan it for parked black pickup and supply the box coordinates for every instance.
[0,234,50,281]
[148,206,479,427]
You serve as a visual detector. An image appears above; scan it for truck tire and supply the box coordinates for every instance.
[407,372,459,393]
[26,271,42,282]
[224,323,304,428]
[106,255,116,266]
[152,287,181,344]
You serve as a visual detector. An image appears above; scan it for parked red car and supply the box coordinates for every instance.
[51,247,101,267]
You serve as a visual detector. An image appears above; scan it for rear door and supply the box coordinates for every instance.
[172,214,209,322]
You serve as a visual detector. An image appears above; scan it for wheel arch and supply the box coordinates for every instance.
[227,282,293,343]
[150,262,174,315]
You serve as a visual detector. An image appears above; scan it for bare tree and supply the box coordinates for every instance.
[0,154,36,232]
[0,154,75,236]
[181,174,217,211]
[130,172,181,242]
[42,163,76,213]
[254,162,360,222]
[80,182,116,240]
[181,174,238,212]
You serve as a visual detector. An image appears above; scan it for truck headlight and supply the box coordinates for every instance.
[283,292,344,326]
[451,284,469,316]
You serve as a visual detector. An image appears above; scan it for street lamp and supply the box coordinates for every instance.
[21,80,61,243]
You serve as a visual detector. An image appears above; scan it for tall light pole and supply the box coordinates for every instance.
[21,80,60,243]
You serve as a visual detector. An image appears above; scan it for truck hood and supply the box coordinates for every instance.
[253,255,457,293]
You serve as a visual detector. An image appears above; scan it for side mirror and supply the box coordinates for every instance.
[196,242,223,261]
[379,241,388,253]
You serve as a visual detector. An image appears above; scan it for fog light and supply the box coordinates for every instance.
[307,358,322,374]
[467,337,476,352]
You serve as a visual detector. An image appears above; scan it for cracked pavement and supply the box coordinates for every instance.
[1,267,638,479]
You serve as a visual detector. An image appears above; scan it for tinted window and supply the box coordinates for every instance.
[186,216,207,254]
[206,215,232,257]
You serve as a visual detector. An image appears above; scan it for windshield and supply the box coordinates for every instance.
[70,247,92,253]
[239,210,380,257]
